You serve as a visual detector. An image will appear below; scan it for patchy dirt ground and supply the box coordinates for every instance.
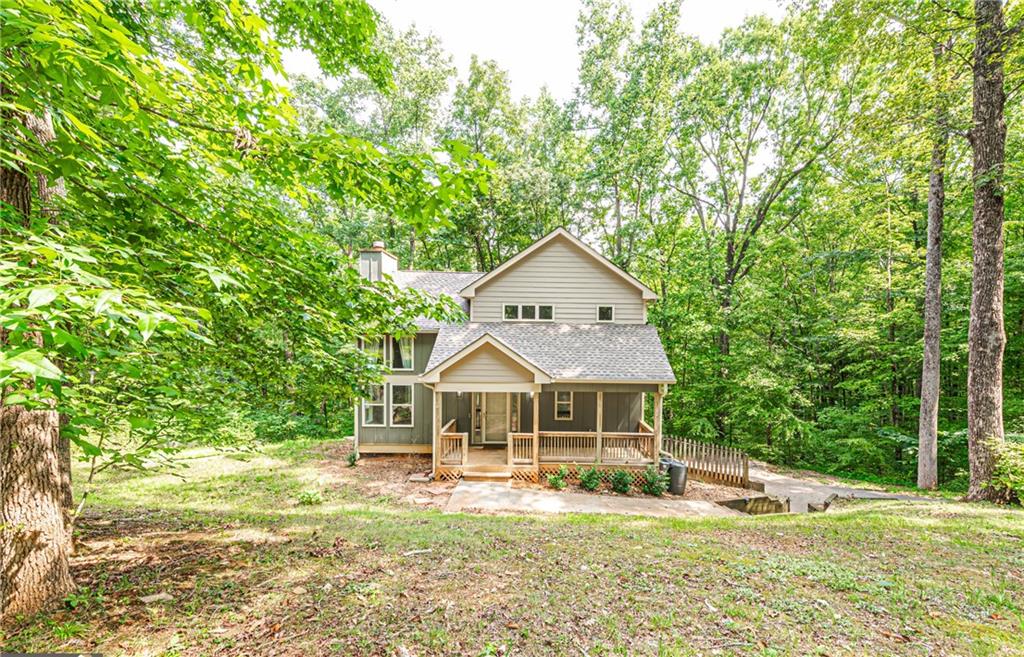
[316,442,454,509]
[316,441,750,511]
[4,439,1021,657]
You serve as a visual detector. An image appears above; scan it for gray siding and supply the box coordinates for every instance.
[519,391,641,433]
[470,237,646,324]
[357,332,436,445]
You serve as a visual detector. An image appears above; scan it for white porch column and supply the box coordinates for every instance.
[432,388,441,474]
[532,389,540,470]
[595,391,603,464]
[507,392,513,468]
[653,389,663,461]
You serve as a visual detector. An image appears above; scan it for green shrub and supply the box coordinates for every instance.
[990,438,1024,505]
[346,449,359,467]
[297,489,324,505]
[640,465,668,496]
[578,466,601,491]
[610,469,632,494]
[547,465,569,490]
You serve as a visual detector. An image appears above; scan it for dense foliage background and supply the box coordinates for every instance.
[3,0,1020,492]
[291,0,1023,489]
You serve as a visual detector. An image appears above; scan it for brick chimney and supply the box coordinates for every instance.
[358,241,398,281]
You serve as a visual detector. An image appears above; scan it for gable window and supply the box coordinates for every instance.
[554,391,573,421]
[390,384,414,427]
[363,384,385,426]
[503,304,554,322]
[390,335,414,370]
[597,305,614,322]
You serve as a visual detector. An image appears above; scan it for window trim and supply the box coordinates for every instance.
[389,383,414,427]
[554,391,573,421]
[390,335,415,371]
[502,303,555,322]
[596,305,615,323]
[362,384,386,427]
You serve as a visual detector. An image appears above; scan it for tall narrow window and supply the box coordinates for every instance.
[555,391,573,421]
[363,338,385,362]
[391,335,414,370]
[363,384,385,426]
[510,393,520,432]
[597,306,614,322]
[390,384,413,426]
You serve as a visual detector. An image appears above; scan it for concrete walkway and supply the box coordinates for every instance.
[748,463,933,512]
[445,481,742,518]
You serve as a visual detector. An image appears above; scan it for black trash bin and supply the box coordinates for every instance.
[664,460,687,495]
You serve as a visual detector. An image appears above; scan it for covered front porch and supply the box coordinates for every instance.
[421,331,666,482]
[431,387,664,482]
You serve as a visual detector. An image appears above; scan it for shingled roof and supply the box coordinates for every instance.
[392,270,483,330]
[425,322,676,384]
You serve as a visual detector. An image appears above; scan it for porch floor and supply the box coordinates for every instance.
[465,446,508,467]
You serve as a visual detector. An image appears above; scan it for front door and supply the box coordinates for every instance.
[483,392,508,444]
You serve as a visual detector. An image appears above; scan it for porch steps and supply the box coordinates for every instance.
[462,469,512,483]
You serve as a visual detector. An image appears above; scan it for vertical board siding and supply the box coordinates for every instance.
[471,237,646,323]
[602,392,642,432]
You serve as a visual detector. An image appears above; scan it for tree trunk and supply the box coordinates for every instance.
[1,406,75,622]
[918,45,949,491]
[0,106,74,622]
[966,0,1008,502]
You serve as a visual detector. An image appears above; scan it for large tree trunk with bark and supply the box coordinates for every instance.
[918,45,949,491]
[0,406,75,622]
[0,103,74,622]
[966,0,1008,502]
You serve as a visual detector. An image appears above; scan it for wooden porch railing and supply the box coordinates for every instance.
[439,419,468,466]
[600,432,655,463]
[538,432,598,463]
[661,435,749,487]
[537,430,656,465]
[508,433,535,465]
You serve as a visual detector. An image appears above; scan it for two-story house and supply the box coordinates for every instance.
[355,228,676,483]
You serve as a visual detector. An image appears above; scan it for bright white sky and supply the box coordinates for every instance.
[284,0,785,101]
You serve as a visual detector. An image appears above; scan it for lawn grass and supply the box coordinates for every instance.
[3,439,1022,656]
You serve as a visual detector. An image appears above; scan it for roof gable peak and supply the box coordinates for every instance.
[458,228,658,300]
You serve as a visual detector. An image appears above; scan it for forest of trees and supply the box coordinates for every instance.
[1,0,1021,622]
[294,0,1024,489]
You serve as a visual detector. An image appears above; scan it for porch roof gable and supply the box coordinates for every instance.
[420,333,553,384]
[423,322,677,385]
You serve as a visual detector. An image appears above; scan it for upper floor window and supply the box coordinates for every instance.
[362,335,413,370]
[597,305,614,322]
[363,338,385,362]
[390,335,414,370]
[503,304,554,322]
